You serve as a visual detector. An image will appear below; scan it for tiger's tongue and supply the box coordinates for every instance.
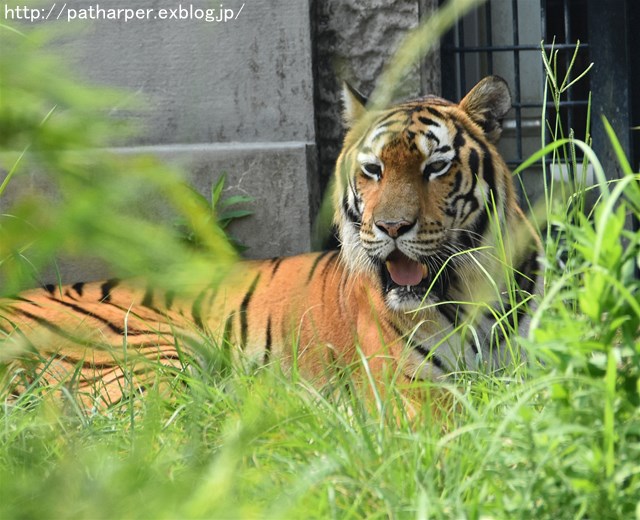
[385,253,426,286]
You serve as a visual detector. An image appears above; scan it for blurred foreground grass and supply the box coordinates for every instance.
[0,23,236,296]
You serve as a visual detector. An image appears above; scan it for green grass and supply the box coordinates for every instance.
[2,340,639,518]
[2,4,640,519]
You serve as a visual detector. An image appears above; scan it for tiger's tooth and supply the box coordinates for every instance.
[421,264,429,279]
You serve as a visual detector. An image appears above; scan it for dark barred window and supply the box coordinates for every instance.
[438,0,637,203]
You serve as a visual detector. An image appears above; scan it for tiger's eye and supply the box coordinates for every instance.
[361,163,382,179]
[423,160,450,177]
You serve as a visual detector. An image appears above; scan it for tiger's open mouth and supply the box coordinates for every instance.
[381,249,431,294]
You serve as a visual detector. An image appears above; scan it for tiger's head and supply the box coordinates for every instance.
[333,76,517,312]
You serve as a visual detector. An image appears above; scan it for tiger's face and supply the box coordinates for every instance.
[334,77,515,312]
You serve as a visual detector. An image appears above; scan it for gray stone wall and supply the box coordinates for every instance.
[55,0,316,146]
[2,0,319,284]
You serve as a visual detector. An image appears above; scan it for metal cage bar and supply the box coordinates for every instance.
[511,0,523,161]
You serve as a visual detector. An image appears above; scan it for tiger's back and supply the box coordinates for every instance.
[1,251,377,405]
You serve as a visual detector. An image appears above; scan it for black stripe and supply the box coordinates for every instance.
[453,124,466,152]
[165,290,175,310]
[342,193,361,225]
[446,147,481,221]
[191,289,207,329]
[451,153,489,245]
[426,106,444,119]
[437,302,459,326]
[141,288,154,309]
[418,116,440,127]
[320,250,339,275]
[97,365,176,407]
[514,250,539,295]
[376,108,407,126]
[450,170,463,194]
[425,131,441,145]
[404,130,419,152]
[444,191,480,221]
[338,270,350,298]
[404,373,417,383]
[413,344,445,371]
[431,267,455,296]
[481,146,496,197]
[100,279,120,303]
[48,297,149,336]
[471,209,489,246]
[222,314,234,345]
[488,304,518,340]
[477,117,495,136]
[10,296,39,306]
[270,257,284,278]
[468,148,479,176]
[239,273,261,348]
[264,316,272,365]
[72,282,85,297]
[11,308,94,346]
[68,353,174,372]
[349,179,364,215]
[320,251,340,298]
[470,336,480,355]
[465,132,498,204]
[44,284,56,295]
[307,251,332,283]
[388,320,405,338]
[369,129,395,146]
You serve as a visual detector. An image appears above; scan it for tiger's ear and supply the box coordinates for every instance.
[459,76,511,143]
[341,82,368,128]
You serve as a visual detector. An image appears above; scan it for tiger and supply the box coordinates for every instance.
[0,76,541,408]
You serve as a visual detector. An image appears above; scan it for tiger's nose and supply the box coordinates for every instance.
[374,219,415,238]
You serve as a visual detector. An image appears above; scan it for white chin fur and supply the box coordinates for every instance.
[385,289,424,312]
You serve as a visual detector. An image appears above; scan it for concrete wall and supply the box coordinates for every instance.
[55,1,316,147]
[2,0,319,281]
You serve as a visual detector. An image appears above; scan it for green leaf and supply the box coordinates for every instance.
[219,209,253,221]
[219,195,253,208]
[211,173,227,207]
